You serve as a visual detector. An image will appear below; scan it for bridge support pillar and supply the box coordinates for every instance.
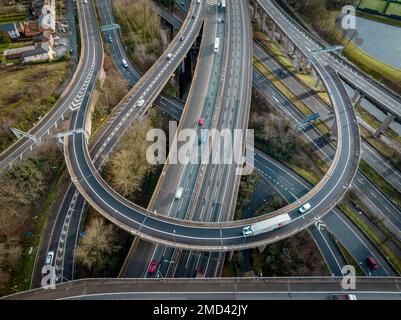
[253,2,259,18]
[269,23,276,41]
[374,113,396,138]
[293,50,307,72]
[313,76,321,91]
[351,90,364,107]
[228,251,234,262]
[258,245,267,254]
[261,13,267,31]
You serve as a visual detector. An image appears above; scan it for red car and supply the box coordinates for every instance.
[198,117,205,126]
[366,257,378,270]
[148,259,157,274]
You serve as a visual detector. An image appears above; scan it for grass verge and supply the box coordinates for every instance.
[253,57,330,136]
[358,159,401,209]
[336,241,365,276]
[338,202,401,275]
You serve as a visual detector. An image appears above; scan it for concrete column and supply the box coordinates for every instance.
[269,23,276,41]
[313,76,321,91]
[351,90,364,107]
[300,56,309,72]
[374,113,396,137]
[228,251,234,262]
[262,13,267,30]
[280,36,289,55]
[258,245,267,253]
[254,3,259,18]
[293,50,302,70]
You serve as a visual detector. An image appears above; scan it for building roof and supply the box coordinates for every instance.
[22,47,47,58]
[0,22,19,33]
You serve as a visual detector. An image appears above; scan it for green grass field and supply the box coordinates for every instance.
[386,2,401,17]
[342,40,401,93]
[359,0,388,13]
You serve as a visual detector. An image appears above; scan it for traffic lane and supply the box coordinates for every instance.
[121,240,155,278]
[254,40,401,195]
[253,149,394,276]
[147,3,219,223]
[253,42,334,125]
[361,143,401,192]
[103,0,209,276]
[10,277,401,300]
[60,193,86,282]
[48,0,198,281]
[170,0,252,276]
[324,211,394,276]
[353,172,401,239]
[252,68,335,161]
[308,224,345,276]
[254,152,346,276]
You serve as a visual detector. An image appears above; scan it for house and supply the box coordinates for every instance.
[4,46,35,59]
[0,22,21,39]
[39,12,55,32]
[22,44,56,62]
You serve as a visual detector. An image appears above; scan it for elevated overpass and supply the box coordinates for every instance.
[31,0,203,286]
[61,0,361,251]
[5,277,401,300]
[64,49,360,250]
[254,0,401,135]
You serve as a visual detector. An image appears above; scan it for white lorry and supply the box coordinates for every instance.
[242,214,291,237]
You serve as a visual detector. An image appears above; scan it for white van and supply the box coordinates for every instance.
[45,251,54,265]
[175,187,184,200]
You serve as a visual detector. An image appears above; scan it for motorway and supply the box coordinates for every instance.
[0,0,102,171]
[138,0,253,279]
[63,53,360,250]
[170,0,253,278]
[5,277,401,300]
[121,0,228,277]
[252,149,395,276]
[62,0,361,251]
[256,0,401,122]
[253,43,401,242]
[32,0,203,286]
[32,0,396,284]
[254,42,401,194]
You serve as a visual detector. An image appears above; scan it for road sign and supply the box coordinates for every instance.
[311,45,344,54]
[100,24,120,32]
